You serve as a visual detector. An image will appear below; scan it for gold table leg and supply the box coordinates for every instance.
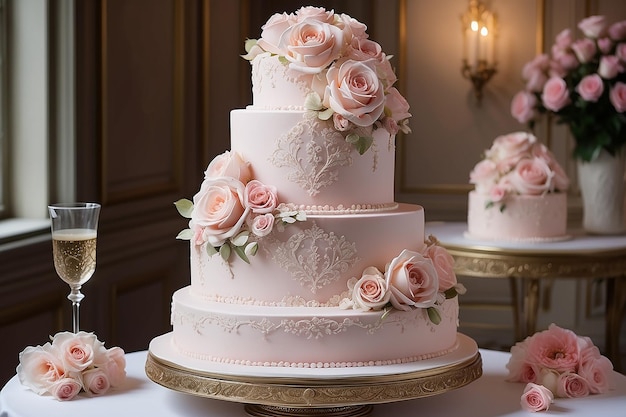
[605,277,626,373]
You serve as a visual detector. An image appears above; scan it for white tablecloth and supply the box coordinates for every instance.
[1,350,625,417]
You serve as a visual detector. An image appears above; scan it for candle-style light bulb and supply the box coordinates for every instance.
[480,27,488,36]
[471,20,479,31]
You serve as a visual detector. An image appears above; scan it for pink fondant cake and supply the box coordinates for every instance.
[467,132,570,241]
[168,6,464,368]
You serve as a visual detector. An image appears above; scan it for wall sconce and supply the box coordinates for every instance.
[461,0,497,104]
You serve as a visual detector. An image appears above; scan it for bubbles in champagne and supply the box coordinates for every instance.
[52,228,97,286]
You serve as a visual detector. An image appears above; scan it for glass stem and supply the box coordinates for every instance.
[68,286,85,333]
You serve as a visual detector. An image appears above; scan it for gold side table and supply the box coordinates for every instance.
[426,222,626,372]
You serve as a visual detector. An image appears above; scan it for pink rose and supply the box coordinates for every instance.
[279,19,344,74]
[244,180,278,214]
[552,49,579,71]
[385,249,439,311]
[333,113,352,131]
[598,55,623,79]
[489,184,508,203]
[49,377,82,401]
[469,159,498,192]
[192,176,250,247]
[82,368,110,396]
[204,151,252,183]
[507,340,539,383]
[101,346,126,387]
[424,244,457,292]
[542,77,571,111]
[348,37,383,62]
[375,57,397,89]
[576,74,604,101]
[609,21,626,41]
[578,15,608,38]
[530,143,570,191]
[571,38,597,63]
[248,213,275,237]
[556,372,590,398]
[489,131,536,161]
[610,82,626,112]
[521,383,554,412]
[350,266,391,310]
[598,37,613,54]
[578,342,613,394]
[256,13,294,56]
[17,344,66,395]
[526,324,582,373]
[384,87,411,122]
[323,59,385,127]
[554,29,574,50]
[511,91,538,123]
[339,13,368,42]
[522,54,550,80]
[51,331,99,372]
[617,43,626,62]
[294,6,334,24]
[525,68,548,92]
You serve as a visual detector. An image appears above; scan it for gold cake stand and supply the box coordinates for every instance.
[145,333,482,417]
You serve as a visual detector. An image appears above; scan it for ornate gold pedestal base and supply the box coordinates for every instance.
[244,404,373,417]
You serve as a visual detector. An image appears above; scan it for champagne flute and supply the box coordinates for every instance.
[48,203,101,333]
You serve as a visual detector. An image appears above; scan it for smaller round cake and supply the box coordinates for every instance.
[467,132,570,242]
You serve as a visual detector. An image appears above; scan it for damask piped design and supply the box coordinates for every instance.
[269,117,353,196]
[265,222,359,294]
[251,56,310,109]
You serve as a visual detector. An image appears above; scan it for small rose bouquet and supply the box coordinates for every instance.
[507,324,613,412]
[340,236,466,324]
[511,15,626,162]
[469,131,570,211]
[175,150,306,263]
[16,331,126,401]
[242,6,411,155]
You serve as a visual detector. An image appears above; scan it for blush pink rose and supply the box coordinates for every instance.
[526,324,582,373]
[578,15,608,38]
[49,377,82,401]
[82,368,111,396]
[256,12,294,56]
[522,54,550,80]
[204,151,252,183]
[248,213,275,237]
[279,19,344,74]
[384,87,411,122]
[489,132,536,161]
[571,38,597,63]
[599,55,623,79]
[294,6,334,24]
[17,344,66,395]
[350,266,391,310]
[507,340,539,383]
[333,113,352,131]
[339,13,368,41]
[531,143,570,191]
[610,82,626,112]
[489,184,508,203]
[348,37,383,62]
[375,57,397,89]
[323,59,385,127]
[556,372,590,398]
[244,180,278,214]
[617,43,626,62]
[424,244,457,292]
[578,342,613,394]
[469,159,498,191]
[385,249,439,311]
[101,346,126,387]
[542,77,571,111]
[511,91,538,123]
[554,29,574,50]
[552,49,580,71]
[521,383,554,412]
[192,176,250,247]
[598,37,614,54]
[525,68,548,92]
[576,74,604,101]
[609,21,626,41]
[51,331,99,372]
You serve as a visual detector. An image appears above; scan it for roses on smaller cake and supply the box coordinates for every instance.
[243,6,411,156]
[175,150,306,263]
[507,324,613,412]
[469,132,570,211]
[17,331,126,401]
[340,236,465,324]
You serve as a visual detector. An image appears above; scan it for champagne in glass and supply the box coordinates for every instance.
[49,203,101,333]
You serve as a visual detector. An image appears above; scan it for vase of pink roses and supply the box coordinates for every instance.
[511,15,626,234]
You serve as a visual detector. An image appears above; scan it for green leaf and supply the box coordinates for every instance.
[231,231,249,247]
[206,244,218,256]
[243,38,257,53]
[427,307,441,325]
[444,288,458,299]
[232,245,251,264]
[345,133,360,144]
[245,241,258,257]
[176,229,193,240]
[219,244,231,262]
[174,199,194,218]
[278,56,289,65]
[355,136,374,155]
[304,92,323,111]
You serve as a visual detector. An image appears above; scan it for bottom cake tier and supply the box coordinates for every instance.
[170,286,460,368]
